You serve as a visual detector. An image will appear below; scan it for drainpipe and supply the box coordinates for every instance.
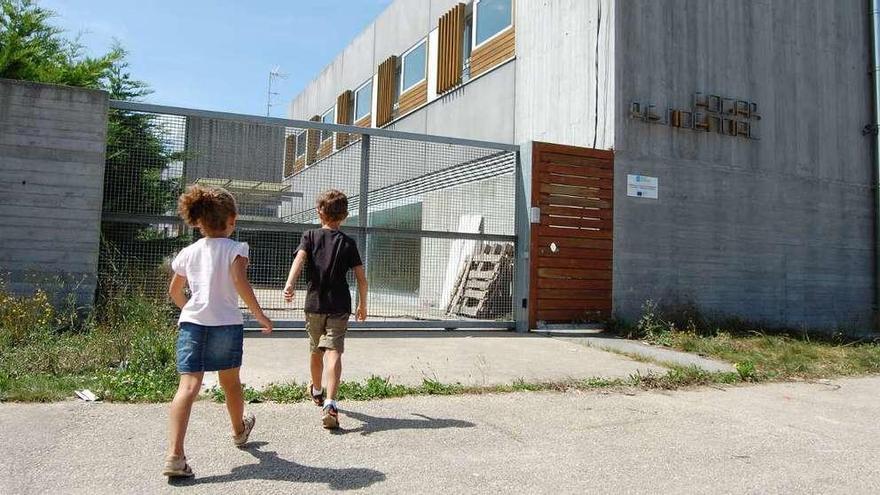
[871,0,880,328]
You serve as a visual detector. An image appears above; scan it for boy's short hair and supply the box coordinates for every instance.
[178,185,238,234]
[317,189,349,222]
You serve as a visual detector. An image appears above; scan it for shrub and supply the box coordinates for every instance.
[0,281,180,402]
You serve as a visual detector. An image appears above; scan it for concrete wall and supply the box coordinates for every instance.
[515,0,615,148]
[184,117,285,183]
[386,60,517,143]
[612,0,874,329]
[0,79,108,305]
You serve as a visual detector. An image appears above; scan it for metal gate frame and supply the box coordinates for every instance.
[105,100,523,331]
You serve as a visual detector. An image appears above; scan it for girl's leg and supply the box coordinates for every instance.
[168,372,204,457]
[218,367,245,435]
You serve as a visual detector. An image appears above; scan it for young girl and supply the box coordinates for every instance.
[163,185,273,478]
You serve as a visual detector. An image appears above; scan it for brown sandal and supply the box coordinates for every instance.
[162,455,194,478]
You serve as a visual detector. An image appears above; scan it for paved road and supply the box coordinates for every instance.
[2,377,879,494]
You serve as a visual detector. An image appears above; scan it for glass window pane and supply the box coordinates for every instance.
[295,132,306,157]
[401,41,426,92]
[355,81,372,120]
[321,109,334,142]
[475,0,511,46]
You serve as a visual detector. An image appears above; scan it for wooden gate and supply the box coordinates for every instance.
[529,142,613,328]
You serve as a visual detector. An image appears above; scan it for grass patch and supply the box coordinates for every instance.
[0,283,179,402]
[610,300,880,382]
[206,368,741,405]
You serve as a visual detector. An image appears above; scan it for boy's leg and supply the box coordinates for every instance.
[217,367,245,435]
[168,372,204,457]
[321,314,349,401]
[310,350,324,390]
[306,313,327,403]
[324,350,342,400]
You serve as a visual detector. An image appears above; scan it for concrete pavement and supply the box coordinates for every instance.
[2,376,879,494]
[237,331,667,389]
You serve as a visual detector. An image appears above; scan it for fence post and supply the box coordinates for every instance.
[514,142,532,333]
[357,135,370,307]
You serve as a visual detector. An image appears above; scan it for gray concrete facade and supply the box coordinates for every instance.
[515,0,615,149]
[0,79,109,306]
[612,0,874,329]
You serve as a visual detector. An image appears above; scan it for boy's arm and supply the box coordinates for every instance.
[353,264,368,321]
[168,274,188,310]
[283,250,308,303]
[231,256,273,334]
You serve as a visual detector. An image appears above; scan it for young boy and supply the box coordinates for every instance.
[283,189,367,429]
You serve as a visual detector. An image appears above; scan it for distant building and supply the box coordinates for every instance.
[285,0,875,330]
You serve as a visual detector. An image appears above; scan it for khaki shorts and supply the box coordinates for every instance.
[306,312,350,353]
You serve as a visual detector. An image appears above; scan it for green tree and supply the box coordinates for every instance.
[0,0,187,298]
[0,0,121,87]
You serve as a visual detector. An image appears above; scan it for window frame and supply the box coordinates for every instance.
[462,13,473,81]
[320,107,335,143]
[354,79,373,122]
[472,0,513,50]
[399,38,428,94]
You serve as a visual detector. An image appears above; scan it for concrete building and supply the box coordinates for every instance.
[286,0,877,330]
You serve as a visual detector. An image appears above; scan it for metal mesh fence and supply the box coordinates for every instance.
[100,102,517,328]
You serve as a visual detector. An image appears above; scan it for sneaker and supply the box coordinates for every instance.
[233,412,256,447]
[162,455,193,478]
[308,383,325,407]
[322,403,339,430]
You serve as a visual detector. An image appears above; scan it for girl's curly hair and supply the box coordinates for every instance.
[316,189,349,222]
[177,185,237,235]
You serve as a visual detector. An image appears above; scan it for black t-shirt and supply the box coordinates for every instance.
[297,228,363,314]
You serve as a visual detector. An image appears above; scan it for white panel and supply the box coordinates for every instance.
[370,73,379,128]
[427,28,440,103]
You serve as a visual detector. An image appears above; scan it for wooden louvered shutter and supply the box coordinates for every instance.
[336,90,353,149]
[437,3,465,94]
[306,114,320,165]
[283,134,296,176]
[376,55,399,127]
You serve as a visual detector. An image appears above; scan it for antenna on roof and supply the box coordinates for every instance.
[266,66,289,117]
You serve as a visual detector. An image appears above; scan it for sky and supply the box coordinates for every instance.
[41,0,392,117]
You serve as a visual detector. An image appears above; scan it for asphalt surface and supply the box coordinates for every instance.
[2,376,879,494]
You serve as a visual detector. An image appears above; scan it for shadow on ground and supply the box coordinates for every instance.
[337,410,476,436]
[171,442,385,491]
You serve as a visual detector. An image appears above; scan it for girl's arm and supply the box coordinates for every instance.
[283,250,308,303]
[168,274,188,309]
[353,265,368,321]
[231,255,273,334]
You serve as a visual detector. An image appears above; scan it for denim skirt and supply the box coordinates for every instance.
[176,322,244,373]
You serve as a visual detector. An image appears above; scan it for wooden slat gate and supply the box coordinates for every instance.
[529,142,613,328]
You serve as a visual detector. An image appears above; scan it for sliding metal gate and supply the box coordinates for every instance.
[100,101,519,329]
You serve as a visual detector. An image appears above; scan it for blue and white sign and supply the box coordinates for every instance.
[627,174,659,199]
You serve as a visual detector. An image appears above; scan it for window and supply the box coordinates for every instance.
[474,0,512,47]
[320,107,334,143]
[355,80,372,121]
[400,39,427,93]
[295,131,306,158]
